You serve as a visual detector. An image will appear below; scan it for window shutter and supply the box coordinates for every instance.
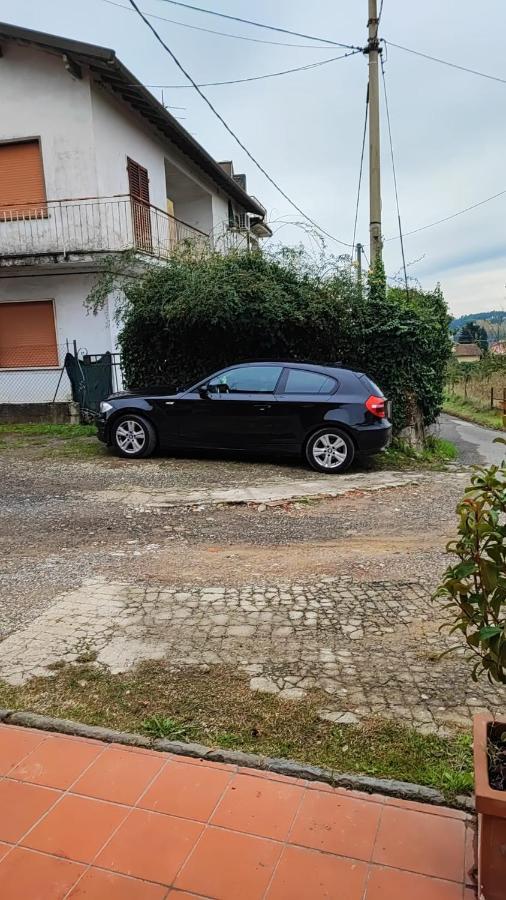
[0,140,46,217]
[0,301,58,368]
[127,158,149,203]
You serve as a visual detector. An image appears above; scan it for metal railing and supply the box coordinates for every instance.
[0,194,209,262]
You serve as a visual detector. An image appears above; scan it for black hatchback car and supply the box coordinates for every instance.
[97,362,391,473]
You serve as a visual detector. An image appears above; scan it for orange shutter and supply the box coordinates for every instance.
[0,140,46,217]
[0,301,58,368]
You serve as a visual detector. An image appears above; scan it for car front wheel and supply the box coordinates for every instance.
[112,414,157,459]
[305,427,354,474]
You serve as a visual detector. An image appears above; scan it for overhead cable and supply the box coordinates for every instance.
[102,0,338,49]
[385,39,506,86]
[126,0,354,247]
[380,57,409,297]
[153,0,362,50]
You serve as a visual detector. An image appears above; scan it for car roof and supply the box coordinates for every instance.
[227,361,351,377]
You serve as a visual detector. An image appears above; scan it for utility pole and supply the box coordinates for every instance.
[356,242,363,282]
[366,0,382,266]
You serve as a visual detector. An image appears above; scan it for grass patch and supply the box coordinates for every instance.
[443,394,505,431]
[371,436,458,471]
[0,423,106,459]
[0,423,96,438]
[0,662,473,799]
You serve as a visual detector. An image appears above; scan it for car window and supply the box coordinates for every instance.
[208,365,283,393]
[283,369,337,394]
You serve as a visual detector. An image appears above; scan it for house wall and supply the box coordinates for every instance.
[0,273,112,402]
[0,44,98,199]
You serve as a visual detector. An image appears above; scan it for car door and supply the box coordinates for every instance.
[274,368,340,448]
[177,364,284,450]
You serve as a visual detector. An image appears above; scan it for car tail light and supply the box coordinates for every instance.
[365,395,386,418]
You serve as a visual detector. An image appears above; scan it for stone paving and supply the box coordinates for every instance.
[1,576,503,732]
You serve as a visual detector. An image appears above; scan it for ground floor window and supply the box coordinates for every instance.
[0,300,58,368]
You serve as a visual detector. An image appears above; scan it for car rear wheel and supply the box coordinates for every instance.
[112,414,157,459]
[305,427,354,474]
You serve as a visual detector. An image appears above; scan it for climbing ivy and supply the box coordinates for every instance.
[86,246,451,435]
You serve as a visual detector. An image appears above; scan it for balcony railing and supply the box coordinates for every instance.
[0,194,209,263]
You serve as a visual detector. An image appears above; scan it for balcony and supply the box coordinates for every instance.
[0,194,209,269]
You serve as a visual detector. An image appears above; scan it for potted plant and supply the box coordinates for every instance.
[436,456,506,900]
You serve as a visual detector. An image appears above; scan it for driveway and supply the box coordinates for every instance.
[437,412,505,466]
[1,430,504,733]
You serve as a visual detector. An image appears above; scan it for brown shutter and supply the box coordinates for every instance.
[127,157,149,203]
[0,140,46,217]
[0,301,58,368]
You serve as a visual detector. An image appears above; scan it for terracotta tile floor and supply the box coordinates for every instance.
[0,724,476,899]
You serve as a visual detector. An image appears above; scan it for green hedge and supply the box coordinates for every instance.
[90,248,452,434]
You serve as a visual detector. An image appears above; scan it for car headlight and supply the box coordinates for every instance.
[100,401,114,414]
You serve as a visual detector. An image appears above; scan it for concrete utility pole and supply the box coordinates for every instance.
[367,0,382,266]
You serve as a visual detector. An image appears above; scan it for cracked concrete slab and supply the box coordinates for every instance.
[88,471,424,509]
[0,575,502,732]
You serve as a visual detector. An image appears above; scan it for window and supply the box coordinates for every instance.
[0,301,58,368]
[0,140,46,218]
[209,365,282,393]
[283,369,337,394]
[127,157,151,250]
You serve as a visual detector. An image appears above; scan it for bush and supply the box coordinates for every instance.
[87,246,451,434]
[435,454,506,684]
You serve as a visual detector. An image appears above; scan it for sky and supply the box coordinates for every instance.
[1,0,505,317]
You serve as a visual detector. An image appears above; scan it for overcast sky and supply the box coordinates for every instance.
[1,0,505,317]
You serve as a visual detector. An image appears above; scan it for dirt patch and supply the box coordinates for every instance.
[142,531,454,585]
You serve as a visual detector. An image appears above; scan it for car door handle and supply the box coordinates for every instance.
[254,403,272,412]
[165,401,175,406]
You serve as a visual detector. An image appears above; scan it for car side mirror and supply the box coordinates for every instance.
[198,384,209,398]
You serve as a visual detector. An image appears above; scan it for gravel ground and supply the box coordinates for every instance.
[0,435,467,636]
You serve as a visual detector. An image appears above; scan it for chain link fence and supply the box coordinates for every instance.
[0,343,124,409]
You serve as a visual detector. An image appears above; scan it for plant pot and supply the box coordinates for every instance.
[474,713,506,900]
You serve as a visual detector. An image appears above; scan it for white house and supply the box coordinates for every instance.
[0,21,270,406]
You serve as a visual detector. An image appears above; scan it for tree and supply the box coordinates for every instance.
[459,321,489,351]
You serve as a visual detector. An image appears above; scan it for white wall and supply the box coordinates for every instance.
[1,45,98,200]
[0,273,113,402]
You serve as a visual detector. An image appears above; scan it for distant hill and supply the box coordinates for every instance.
[451,311,506,330]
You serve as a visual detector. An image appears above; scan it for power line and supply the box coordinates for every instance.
[385,189,506,241]
[102,0,338,49]
[385,39,506,86]
[351,84,369,255]
[126,0,354,247]
[142,49,360,88]
[153,0,362,51]
[380,57,409,297]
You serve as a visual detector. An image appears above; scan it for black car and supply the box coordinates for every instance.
[97,361,391,473]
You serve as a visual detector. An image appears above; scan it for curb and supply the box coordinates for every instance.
[0,709,474,813]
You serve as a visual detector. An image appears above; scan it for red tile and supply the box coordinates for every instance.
[211,773,303,840]
[0,780,60,842]
[0,842,12,862]
[167,894,213,900]
[0,846,83,899]
[175,827,281,900]
[463,888,477,899]
[96,808,202,885]
[10,737,102,789]
[0,727,46,775]
[140,761,231,822]
[266,844,368,899]
[464,822,477,885]
[372,805,466,882]
[385,796,469,821]
[73,746,165,805]
[289,789,382,861]
[22,794,128,863]
[68,868,167,898]
[365,866,464,899]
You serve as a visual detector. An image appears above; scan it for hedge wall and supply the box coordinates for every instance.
[92,248,451,434]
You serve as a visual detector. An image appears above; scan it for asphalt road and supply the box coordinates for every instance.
[437,412,506,466]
